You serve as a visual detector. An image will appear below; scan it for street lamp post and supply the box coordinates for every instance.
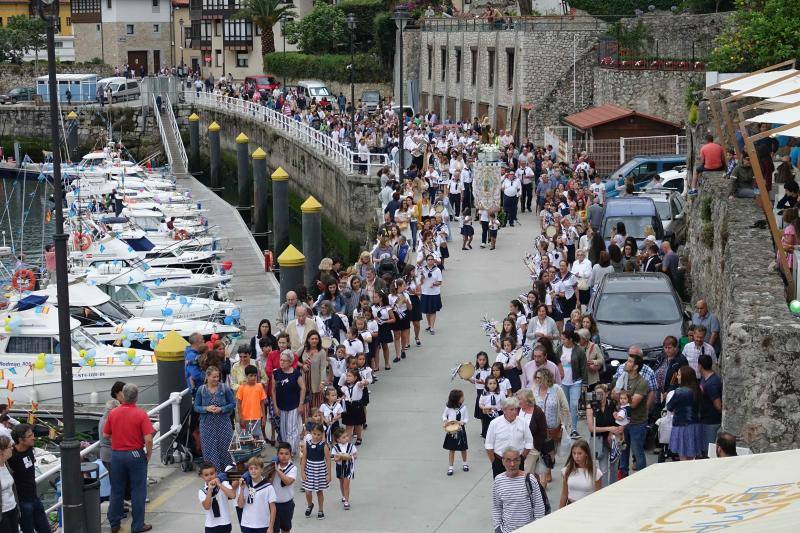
[179,18,185,75]
[393,6,410,172]
[346,12,356,131]
[280,15,289,91]
[36,0,84,531]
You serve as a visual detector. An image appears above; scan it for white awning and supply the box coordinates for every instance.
[720,69,798,93]
[774,125,800,138]
[742,74,800,98]
[519,450,800,532]
[768,92,800,105]
[746,106,800,125]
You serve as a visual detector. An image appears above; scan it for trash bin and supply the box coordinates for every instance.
[81,462,101,533]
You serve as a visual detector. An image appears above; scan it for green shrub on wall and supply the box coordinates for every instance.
[373,12,396,68]
[264,52,390,84]
[336,0,384,49]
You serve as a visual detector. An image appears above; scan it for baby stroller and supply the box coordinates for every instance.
[376,255,399,279]
[655,391,677,463]
[160,406,195,472]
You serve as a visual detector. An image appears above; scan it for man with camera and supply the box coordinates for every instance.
[585,383,623,487]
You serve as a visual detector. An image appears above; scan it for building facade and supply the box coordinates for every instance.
[188,0,312,80]
[71,0,172,73]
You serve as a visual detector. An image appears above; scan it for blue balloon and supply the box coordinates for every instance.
[44,354,54,364]
[122,339,131,348]
[45,362,54,373]
[133,356,143,365]
[141,263,150,271]
[149,340,158,349]
[154,279,163,287]
[161,307,173,317]
[34,305,43,314]
[179,296,188,305]
[231,309,240,318]
[223,316,233,325]
[88,348,96,357]
[77,358,86,367]
[99,244,106,253]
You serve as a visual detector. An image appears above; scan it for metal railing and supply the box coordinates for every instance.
[153,93,173,170]
[165,93,189,174]
[419,15,610,32]
[596,36,712,71]
[39,389,191,514]
[183,90,391,176]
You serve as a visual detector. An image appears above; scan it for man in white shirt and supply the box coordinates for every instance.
[461,164,473,210]
[485,397,534,478]
[448,170,464,218]
[682,325,717,377]
[501,172,522,227]
[271,443,297,531]
[357,137,370,175]
[589,174,606,205]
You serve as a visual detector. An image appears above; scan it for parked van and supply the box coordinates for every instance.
[601,196,664,246]
[297,80,331,100]
[97,77,140,102]
[244,75,280,94]
[361,90,381,113]
[604,155,685,198]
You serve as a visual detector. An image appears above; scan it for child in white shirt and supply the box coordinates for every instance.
[198,462,237,533]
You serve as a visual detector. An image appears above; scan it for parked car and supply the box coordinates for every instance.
[297,80,331,100]
[604,155,686,198]
[391,104,416,120]
[636,190,686,234]
[244,75,280,94]
[1,87,36,104]
[361,90,381,113]
[644,166,688,194]
[587,273,688,380]
[601,196,665,246]
[97,77,140,102]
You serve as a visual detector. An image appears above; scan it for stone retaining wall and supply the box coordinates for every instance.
[182,105,379,245]
[687,172,800,452]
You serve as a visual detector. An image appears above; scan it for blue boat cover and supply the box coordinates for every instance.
[124,237,155,252]
[15,295,49,311]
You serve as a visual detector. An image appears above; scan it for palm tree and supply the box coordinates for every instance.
[233,0,297,56]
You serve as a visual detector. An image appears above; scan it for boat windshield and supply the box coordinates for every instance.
[71,327,101,351]
[95,300,134,321]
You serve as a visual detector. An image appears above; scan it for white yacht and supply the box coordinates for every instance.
[0,305,157,405]
[33,282,241,343]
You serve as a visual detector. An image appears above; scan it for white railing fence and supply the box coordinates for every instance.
[152,93,172,171]
[39,389,191,515]
[165,93,189,174]
[183,90,390,177]
[545,128,686,175]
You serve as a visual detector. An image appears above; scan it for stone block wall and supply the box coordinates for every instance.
[183,106,380,245]
[593,68,702,126]
[100,22,172,72]
[687,172,800,452]
[620,12,731,59]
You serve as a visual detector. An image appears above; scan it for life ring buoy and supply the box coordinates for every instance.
[11,269,36,292]
[174,229,190,241]
[72,232,92,251]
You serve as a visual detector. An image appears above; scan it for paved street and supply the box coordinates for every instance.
[102,208,654,532]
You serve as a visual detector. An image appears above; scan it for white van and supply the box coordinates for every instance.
[297,80,331,100]
[97,77,141,102]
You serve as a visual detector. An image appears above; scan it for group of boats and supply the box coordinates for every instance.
[0,143,244,406]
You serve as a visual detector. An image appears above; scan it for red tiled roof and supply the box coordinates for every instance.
[563,103,680,131]
[172,0,190,6]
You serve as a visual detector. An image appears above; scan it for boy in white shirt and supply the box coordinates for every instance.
[198,462,237,533]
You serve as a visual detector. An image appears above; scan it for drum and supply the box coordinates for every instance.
[321,337,336,349]
[544,225,558,238]
[457,362,475,380]
[433,203,445,214]
[444,421,461,435]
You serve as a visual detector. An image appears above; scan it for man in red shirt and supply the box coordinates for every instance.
[104,383,155,533]
[691,133,726,195]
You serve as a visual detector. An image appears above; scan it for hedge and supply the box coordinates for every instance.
[264,52,390,84]
[566,0,675,17]
[335,0,385,50]
[373,12,396,68]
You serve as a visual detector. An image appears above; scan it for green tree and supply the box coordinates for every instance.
[284,1,347,54]
[233,0,297,56]
[709,0,800,71]
[0,16,46,63]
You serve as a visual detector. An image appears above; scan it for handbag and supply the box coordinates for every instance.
[525,473,551,517]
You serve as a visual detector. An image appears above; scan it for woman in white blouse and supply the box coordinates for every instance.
[0,435,18,530]
[570,248,593,309]
[560,439,602,508]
